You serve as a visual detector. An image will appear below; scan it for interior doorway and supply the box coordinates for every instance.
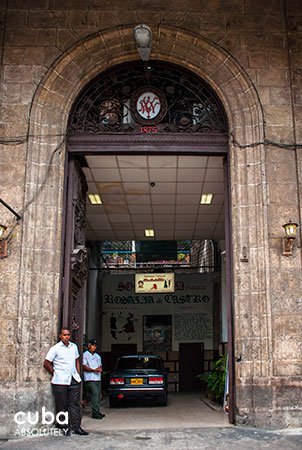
[179,343,204,392]
[62,152,232,421]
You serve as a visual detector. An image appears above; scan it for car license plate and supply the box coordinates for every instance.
[131,378,143,385]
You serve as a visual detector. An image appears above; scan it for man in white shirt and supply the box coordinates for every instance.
[83,339,105,419]
[44,328,89,436]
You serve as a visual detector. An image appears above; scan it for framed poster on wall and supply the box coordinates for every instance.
[135,273,175,294]
[143,315,172,353]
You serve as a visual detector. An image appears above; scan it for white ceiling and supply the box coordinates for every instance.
[84,155,225,241]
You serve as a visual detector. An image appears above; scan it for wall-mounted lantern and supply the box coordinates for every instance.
[134,24,152,61]
[282,220,299,256]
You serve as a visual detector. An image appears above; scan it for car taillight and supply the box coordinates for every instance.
[110,377,125,385]
[149,377,164,384]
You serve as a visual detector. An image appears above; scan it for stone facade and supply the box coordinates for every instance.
[0,0,301,435]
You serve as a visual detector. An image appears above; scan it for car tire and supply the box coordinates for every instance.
[109,396,119,408]
[159,393,167,406]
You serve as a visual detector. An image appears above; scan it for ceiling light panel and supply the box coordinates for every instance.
[200,193,213,204]
[144,229,155,237]
[88,193,102,205]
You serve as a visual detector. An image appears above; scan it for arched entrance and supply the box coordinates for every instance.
[64,59,232,424]
[19,25,266,427]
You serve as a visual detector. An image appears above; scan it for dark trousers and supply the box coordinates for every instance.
[52,378,81,430]
[85,381,101,414]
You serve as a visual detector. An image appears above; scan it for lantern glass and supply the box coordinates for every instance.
[134,25,152,48]
[0,224,7,239]
[283,221,298,238]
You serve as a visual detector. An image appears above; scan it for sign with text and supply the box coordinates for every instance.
[135,273,175,294]
[101,273,213,351]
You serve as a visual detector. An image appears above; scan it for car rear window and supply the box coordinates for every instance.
[116,356,163,371]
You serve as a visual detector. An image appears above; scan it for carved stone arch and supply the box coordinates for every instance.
[18,25,269,425]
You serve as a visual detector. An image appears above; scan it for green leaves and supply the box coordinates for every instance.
[196,354,227,403]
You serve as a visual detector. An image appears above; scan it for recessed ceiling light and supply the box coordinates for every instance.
[88,193,102,205]
[144,229,154,237]
[200,193,213,205]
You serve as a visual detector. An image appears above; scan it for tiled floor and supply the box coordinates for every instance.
[82,392,230,432]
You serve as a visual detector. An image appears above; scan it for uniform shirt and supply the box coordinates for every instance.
[83,350,102,382]
[45,341,81,385]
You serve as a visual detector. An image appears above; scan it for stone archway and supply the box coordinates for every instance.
[17,25,268,426]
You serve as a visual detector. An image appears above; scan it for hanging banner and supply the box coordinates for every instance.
[135,273,175,294]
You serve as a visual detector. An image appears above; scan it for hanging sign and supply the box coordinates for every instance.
[135,273,175,294]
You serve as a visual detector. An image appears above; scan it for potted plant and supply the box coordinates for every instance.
[197,354,227,404]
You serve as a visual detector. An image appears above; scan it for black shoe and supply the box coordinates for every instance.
[92,412,105,419]
[73,427,89,435]
[63,428,71,436]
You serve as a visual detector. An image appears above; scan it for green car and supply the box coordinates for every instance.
[109,355,168,407]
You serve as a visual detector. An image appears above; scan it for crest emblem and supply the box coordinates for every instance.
[136,91,161,120]
[131,87,167,124]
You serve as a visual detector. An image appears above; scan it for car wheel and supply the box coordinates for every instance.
[109,396,119,408]
[159,393,167,406]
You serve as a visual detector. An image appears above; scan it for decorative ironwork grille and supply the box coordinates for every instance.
[69,61,228,134]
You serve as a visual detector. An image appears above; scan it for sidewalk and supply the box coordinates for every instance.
[1,426,302,450]
[1,393,301,449]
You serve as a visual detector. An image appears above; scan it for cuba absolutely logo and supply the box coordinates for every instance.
[14,407,68,436]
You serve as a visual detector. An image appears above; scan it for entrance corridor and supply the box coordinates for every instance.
[82,392,230,432]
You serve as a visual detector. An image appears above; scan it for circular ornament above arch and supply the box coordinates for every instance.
[131,87,167,124]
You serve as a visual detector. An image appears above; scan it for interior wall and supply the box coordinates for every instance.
[99,273,215,352]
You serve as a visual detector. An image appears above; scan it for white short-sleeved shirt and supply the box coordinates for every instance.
[83,350,102,382]
[45,341,81,385]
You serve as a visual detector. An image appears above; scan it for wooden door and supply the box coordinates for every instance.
[62,157,88,354]
[179,343,204,392]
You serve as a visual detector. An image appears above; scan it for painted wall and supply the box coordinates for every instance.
[101,273,214,352]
